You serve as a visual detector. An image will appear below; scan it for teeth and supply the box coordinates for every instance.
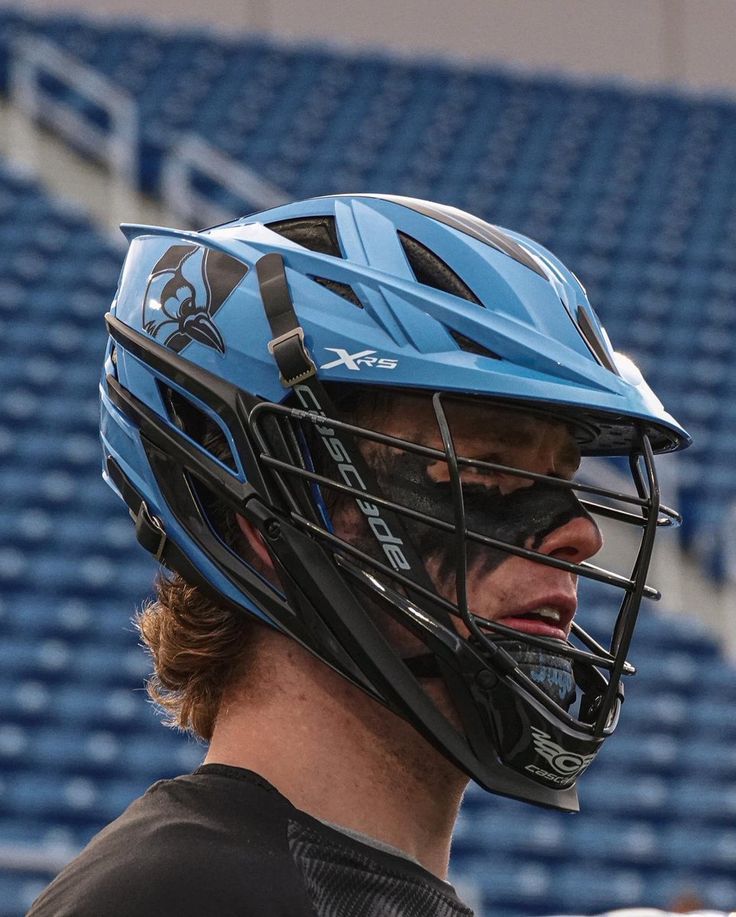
[535,607,561,622]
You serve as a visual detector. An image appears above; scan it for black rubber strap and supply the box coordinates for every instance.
[404,654,443,678]
[257,253,317,386]
[106,456,196,579]
[135,500,167,560]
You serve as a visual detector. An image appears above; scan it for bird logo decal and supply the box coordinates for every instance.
[142,244,248,354]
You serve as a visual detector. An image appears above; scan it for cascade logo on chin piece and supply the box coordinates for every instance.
[528,727,596,781]
[319,347,399,372]
[142,244,248,354]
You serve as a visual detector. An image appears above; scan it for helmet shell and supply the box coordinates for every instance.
[108,194,688,459]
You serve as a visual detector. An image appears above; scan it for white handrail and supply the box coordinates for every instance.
[162,134,289,227]
[9,36,138,230]
[8,38,288,230]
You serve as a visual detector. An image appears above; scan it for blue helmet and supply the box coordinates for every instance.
[100,194,689,810]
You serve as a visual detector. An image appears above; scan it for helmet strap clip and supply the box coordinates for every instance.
[267,326,316,386]
[134,500,168,562]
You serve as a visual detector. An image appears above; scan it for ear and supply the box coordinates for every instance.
[236,514,275,571]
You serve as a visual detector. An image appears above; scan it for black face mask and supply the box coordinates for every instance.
[354,449,591,710]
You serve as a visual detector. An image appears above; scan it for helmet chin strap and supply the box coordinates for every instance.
[403,654,443,678]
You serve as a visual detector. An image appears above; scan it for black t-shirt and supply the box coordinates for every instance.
[27,764,474,917]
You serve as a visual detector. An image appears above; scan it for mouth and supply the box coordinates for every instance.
[496,599,575,641]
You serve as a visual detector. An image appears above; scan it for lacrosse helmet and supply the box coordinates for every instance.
[100,194,689,810]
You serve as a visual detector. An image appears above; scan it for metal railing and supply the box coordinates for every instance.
[7,36,288,232]
[9,36,138,231]
[161,133,288,226]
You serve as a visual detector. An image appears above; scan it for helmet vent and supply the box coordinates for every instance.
[576,306,619,375]
[160,384,237,472]
[310,276,364,309]
[446,327,501,360]
[398,232,483,306]
[266,216,342,257]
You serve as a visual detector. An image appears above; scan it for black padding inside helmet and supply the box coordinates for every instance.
[398,231,483,306]
[310,276,364,308]
[447,327,501,359]
[160,384,237,472]
[267,216,342,257]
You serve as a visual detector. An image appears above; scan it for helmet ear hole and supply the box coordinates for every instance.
[150,392,249,558]
[235,514,273,569]
[159,384,237,473]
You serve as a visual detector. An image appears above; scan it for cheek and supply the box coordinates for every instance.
[425,555,455,602]
[426,551,519,614]
[465,558,521,613]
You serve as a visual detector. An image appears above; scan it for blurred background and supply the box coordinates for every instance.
[1,1,736,914]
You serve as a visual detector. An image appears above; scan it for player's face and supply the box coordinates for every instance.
[344,395,603,641]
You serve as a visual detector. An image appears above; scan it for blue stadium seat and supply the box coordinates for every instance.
[578,773,673,820]
[0,873,56,917]
[567,818,665,868]
[659,823,736,872]
[555,862,651,912]
[669,777,736,824]
[0,772,146,824]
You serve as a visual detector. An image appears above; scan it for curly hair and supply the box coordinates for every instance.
[136,574,259,742]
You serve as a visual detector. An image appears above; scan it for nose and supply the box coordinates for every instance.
[536,513,603,565]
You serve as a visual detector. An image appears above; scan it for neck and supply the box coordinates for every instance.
[204,631,467,879]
